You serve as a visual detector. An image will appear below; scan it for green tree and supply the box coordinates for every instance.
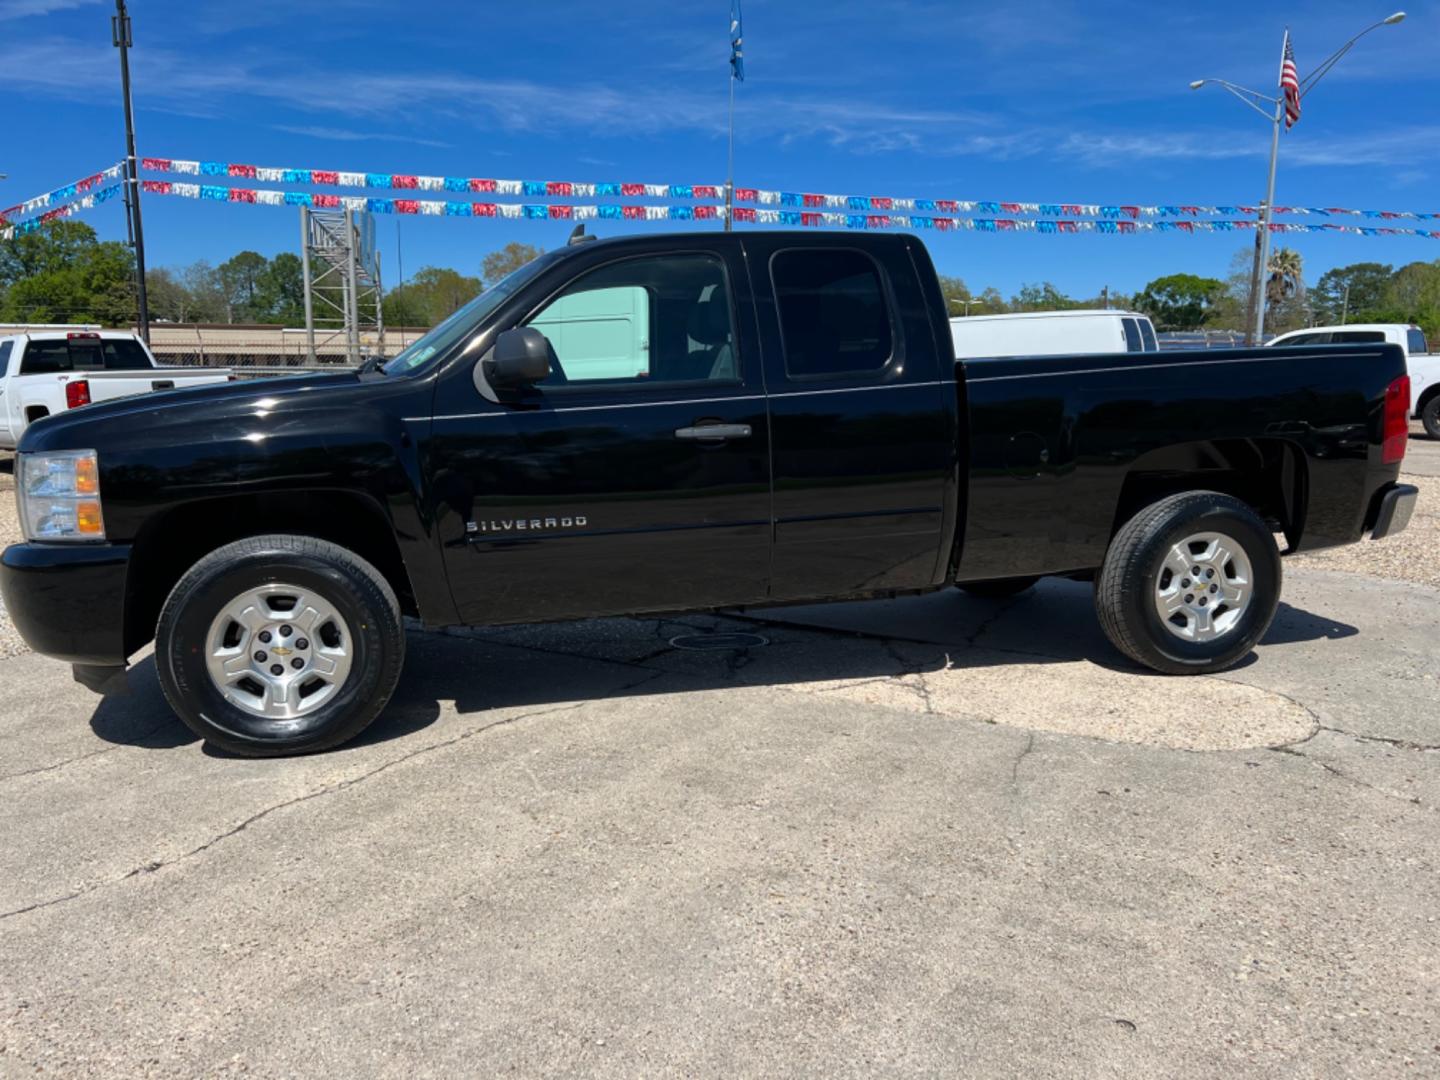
[382,266,483,328]
[0,220,135,325]
[256,253,305,325]
[1009,282,1074,312]
[216,251,269,323]
[1133,273,1227,331]
[1264,247,1308,333]
[177,260,228,322]
[1381,260,1440,314]
[480,242,543,287]
[936,274,971,315]
[1311,262,1393,324]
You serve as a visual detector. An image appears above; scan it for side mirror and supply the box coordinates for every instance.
[486,327,551,388]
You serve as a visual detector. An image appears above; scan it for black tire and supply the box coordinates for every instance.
[1422,395,1440,440]
[956,575,1040,598]
[156,534,405,756]
[1095,492,1280,675]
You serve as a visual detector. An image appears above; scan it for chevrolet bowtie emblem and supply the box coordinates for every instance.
[271,646,292,657]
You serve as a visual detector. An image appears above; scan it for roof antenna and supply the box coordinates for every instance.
[567,223,597,246]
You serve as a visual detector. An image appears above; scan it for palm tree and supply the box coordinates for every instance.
[1265,247,1305,307]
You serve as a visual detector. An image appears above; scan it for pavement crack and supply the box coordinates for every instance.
[0,717,186,782]
[1317,725,1440,753]
[963,598,1025,648]
[1010,732,1037,787]
[0,700,587,924]
[1269,745,1428,811]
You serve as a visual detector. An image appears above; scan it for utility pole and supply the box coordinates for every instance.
[1341,283,1350,325]
[1101,286,1110,310]
[113,0,149,342]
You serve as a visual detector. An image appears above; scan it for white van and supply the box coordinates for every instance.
[1268,323,1439,437]
[949,309,1159,360]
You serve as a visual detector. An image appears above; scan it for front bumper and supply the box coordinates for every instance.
[1371,483,1419,540]
[0,542,131,666]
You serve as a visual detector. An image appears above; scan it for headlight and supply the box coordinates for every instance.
[17,450,105,542]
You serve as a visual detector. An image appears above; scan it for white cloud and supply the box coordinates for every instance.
[271,125,453,149]
[0,0,98,19]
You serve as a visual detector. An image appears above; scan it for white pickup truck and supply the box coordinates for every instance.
[0,329,232,450]
[1268,323,1440,438]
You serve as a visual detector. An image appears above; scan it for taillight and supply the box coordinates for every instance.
[1382,375,1409,465]
[65,379,91,409]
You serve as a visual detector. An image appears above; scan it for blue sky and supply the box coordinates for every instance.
[2,0,1436,300]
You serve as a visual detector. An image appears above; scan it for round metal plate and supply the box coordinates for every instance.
[668,632,769,651]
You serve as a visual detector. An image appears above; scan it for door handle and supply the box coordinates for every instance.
[674,423,751,442]
[151,380,175,390]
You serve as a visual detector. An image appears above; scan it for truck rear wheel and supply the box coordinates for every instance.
[1422,396,1440,439]
[155,535,405,756]
[1095,492,1280,675]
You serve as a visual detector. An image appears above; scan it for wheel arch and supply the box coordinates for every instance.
[1111,438,1307,551]
[1416,379,1440,417]
[124,489,418,657]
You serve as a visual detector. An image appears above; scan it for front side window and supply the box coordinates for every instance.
[1279,332,1329,346]
[0,341,11,378]
[382,248,569,375]
[772,249,894,379]
[1121,318,1142,353]
[525,254,737,386]
[1406,328,1428,355]
[1138,319,1158,352]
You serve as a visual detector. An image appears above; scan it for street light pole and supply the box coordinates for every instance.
[1248,43,1287,346]
[1190,12,1405,345]
[113,0,149,342]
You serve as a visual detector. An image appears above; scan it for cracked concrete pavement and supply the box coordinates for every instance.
[1,436,1437,1077]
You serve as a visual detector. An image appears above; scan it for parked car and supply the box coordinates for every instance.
[0,231,1416,756]
[950,309,1158,359]
[0,329,233,450]
[1267,323,1439,438]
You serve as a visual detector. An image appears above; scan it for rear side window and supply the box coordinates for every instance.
[772,249,894,378]
[1138,319,1158,352]
[1330,331,1386,344]
[1121,318,1142,353]
[102,340,153,370]
[0,341,11,378]
[1407,328,1428,355]
[19,340,74,374]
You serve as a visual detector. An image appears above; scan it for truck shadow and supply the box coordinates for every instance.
[87,583,1358,755]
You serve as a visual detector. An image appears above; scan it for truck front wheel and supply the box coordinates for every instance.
[1095,492,1280,675]
[155,535,405,756]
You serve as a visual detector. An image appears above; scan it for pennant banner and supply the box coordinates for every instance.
[0,184,123,241]
[137,157,1440,222]
[1,164,125,227]
[134,182,1440,240]
[140,158,724,204]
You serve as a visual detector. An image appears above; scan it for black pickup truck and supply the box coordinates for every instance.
[1,231,1418,755]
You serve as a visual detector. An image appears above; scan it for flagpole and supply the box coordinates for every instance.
[1244,29,1287,345]
[725,73,735,233]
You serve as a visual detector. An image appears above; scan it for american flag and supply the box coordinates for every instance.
[1281,34,1301,129]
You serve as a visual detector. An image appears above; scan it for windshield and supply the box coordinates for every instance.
[382,249,569,375]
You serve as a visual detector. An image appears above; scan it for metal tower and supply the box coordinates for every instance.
[299,207,384,364]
